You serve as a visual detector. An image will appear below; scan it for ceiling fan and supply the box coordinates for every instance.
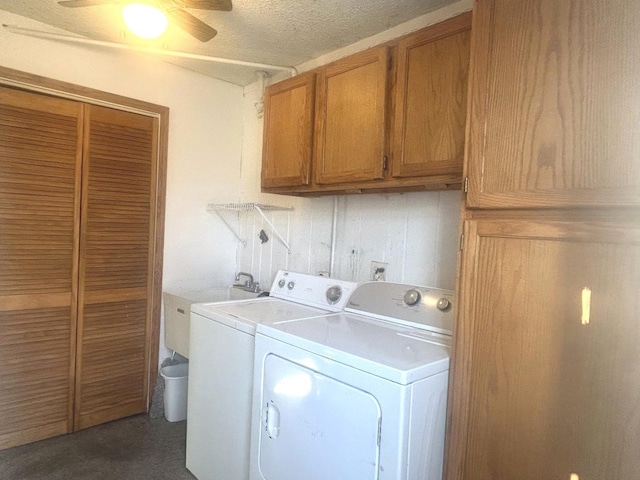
[58,0,232,42]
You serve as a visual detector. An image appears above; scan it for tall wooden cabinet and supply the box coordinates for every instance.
[0,77,165,449]
[449,216,640,479]
[446,1,640,479]
[465,0,640,209]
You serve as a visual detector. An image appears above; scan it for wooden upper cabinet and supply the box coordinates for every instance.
[466,0,640,209]
[261,71,316,188]
[392,12,471,179]
[447,218,640,479]
[314,46,388,185]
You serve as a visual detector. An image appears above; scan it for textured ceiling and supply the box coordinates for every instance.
[0,0,459,85]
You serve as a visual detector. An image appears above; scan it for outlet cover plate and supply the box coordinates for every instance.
[371,261,388,281]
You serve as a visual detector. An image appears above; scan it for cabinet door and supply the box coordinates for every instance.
[466,0,640,208]
[75,105,158,430]
[314,46,388,185]
[0,87,82,449]
[446,219,640,480]
[392,13,470,179]
[262,71,315,188]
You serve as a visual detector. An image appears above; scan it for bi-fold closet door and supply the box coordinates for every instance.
[0,86,158,449]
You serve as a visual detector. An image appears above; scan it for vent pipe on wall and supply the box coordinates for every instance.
[2,24,298,78]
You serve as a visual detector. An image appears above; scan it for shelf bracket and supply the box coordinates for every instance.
[253,205,291,253]
[212,209,247,247]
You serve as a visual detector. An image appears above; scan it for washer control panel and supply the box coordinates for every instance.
[269,270,356,311]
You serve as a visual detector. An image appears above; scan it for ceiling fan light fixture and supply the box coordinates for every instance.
[122,3,168,39]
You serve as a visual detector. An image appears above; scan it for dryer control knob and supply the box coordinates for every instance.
[287,281,295,290]
[437,297,452,311]
[278,279,286,288]
[403,289,421,306]
[326,286,342,305]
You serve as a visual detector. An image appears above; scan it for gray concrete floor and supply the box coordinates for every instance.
[0,415,197,480]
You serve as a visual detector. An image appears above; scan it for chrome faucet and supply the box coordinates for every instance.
[235,272,260,292]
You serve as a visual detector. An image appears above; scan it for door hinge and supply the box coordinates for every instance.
[463,177,469,193]
[383,155,388,170]
[459,234,465,251]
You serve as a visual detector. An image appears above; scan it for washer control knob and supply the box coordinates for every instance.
[278,279,286,288]
[326,286,343,305]
[403,289,421,306]
[287,281,295,290]
[437,297,452,311]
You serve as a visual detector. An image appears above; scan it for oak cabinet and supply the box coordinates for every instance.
[465,0,640,209]
[314,46,388,185]
[448,218,640,479]
[392,13,470,180]
[261,13,471,196]
[261,71,315,188]
[447,1,640,479]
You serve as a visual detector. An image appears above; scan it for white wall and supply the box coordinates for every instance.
[0,12,245,361]
[236,0,471,291]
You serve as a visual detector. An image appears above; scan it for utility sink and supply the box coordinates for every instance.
[164,285,262,306]
[163,286,264,358]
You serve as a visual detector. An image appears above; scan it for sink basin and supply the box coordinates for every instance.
[164,286,262,306]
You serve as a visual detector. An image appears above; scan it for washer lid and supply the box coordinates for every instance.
[256,312,451,384]
[191,298,330,335]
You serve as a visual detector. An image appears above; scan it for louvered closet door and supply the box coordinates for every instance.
[0,87,82,449]
[75,105,158,430]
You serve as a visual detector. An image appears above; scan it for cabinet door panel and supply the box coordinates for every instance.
[262,72,315,188]
[0,87,81,449]
[466,0,640,208]
[392,13,470,179]
[315,47,388,185]
[447,219,640,479]
[75,105,157,430]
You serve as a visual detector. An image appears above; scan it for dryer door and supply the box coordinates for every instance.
[257,354,381,480]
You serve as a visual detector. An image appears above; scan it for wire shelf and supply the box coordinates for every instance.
[207,202,293,212]
[206,202,294,252]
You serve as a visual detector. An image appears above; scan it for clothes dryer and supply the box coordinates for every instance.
[250,281,454,480]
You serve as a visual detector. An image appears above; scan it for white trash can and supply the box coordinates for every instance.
[160,363,189,422]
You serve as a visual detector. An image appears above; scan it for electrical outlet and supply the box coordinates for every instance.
[371,261,388,281]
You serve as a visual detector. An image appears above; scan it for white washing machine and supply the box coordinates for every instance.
[250,281,454,480]
[186,270,357,480]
